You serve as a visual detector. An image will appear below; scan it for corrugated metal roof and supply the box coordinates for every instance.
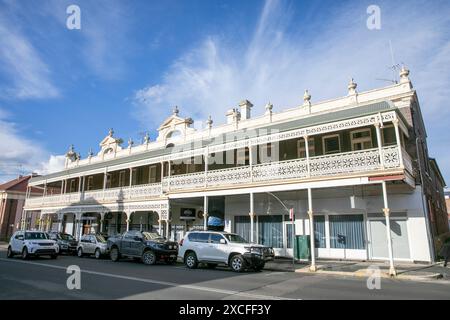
[30,101,394,184]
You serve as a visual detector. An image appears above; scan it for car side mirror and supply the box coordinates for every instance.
[134,236,143,242]
[17,235,24,241]
[219,239,227,244]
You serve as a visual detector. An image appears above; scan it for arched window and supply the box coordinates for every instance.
[103,147,114,155]
[165,143,175,149]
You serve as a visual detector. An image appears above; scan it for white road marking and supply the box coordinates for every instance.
[0,258,298,300]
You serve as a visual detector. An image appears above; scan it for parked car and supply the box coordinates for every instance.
[77,234,108,259]
[47,231,78,255]
[107,230,178,265]
[178,231,275,272]
[7,230,59,259]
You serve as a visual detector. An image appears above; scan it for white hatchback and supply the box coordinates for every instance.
[178,231,274,272]
[7,230,59,259]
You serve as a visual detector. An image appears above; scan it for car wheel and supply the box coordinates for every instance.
[7,246,13,258]
[185,252,198,269]
[229,254,246,272]
[253,262,265,272]
[110,247,120,262]
[21,247,29,260]
[94,249,101,259]
[50,254,58,259]
[142,250,156,265]
[206,263,217,269]
[77,248,83,257]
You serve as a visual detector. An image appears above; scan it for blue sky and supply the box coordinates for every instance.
[0,0,449,183]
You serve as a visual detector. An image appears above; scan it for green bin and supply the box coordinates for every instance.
[294,235,310,260]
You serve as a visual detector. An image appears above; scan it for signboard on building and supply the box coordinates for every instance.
[180,208,196,220]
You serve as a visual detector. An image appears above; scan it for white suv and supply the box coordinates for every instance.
[178,231,274,272]
[7,230,59,259]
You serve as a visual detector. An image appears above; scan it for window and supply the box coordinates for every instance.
[105,174,112,188]
[188,232,210,243]
[297,137,315,158]
[329,214,365,250]
[210,234,225,243]
[236,147,249,166]
[149,165,157,183]
[382,125,396,146]
[322,134,341,154]
[118,170,126,187]
[351,129,373,151]
[314,216,326,248]
[86,177,94,191]
[234,216,251,242]
[69,179,77,193]
[258,215,283,248]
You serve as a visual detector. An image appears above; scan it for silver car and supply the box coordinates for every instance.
[77,234,108,259]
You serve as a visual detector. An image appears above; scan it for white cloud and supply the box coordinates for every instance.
[133,0,450,179]
[0,110,64,183]
[38,155,66,175]
[0,12,59,100]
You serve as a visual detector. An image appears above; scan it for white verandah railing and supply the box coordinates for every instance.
[26,145,411,208]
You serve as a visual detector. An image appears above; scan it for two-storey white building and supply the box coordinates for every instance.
[23,67,448,274]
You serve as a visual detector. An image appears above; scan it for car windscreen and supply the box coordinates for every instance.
[25,232,48,240]
[224,234,248,243]
[60,234,75,241]
[95,235,106,243]
[142,232,163,240]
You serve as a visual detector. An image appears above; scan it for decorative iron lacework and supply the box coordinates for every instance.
[37,200,169,216]
[30,111,400,185]
[252,158,309,182]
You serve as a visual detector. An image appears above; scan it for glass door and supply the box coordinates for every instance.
[284,221,294,257]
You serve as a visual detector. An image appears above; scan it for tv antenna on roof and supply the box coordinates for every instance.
[376,40,403,85]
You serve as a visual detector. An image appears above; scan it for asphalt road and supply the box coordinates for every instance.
[0,249,449,300]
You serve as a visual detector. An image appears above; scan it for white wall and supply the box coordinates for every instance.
[223,187,432,262]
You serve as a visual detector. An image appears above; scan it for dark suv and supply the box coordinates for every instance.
[107,230,179,265]
[47,232,78,254]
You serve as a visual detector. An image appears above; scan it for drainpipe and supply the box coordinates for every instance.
[416,137,435,263]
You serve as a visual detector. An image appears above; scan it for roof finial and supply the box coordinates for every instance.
[348,78,357,94]
[88,148,93,158]
[143,132,150,144]
[128,138,134,148]
[399,65,410,82]
[108,128,114,137]
[206,115,213,129]
[265,101,273,114]
[172,105,179,116]
[303,90,311,104]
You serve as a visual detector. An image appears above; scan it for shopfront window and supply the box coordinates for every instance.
[329,214,365,249]
[258,215,283,248]
[314,216,326,248]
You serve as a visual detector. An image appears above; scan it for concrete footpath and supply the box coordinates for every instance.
[265,257,450,282]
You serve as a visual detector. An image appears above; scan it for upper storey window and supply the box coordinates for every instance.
[351,129,372,151]
[382,125,397,146]
[323,134,341,155]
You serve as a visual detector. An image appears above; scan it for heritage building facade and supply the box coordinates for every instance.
[23,68,448,273]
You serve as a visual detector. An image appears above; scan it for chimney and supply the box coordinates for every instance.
[239,100,253,120]
[226,108,240,124]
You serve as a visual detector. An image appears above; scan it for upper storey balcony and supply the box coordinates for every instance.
[25,112,415,209]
